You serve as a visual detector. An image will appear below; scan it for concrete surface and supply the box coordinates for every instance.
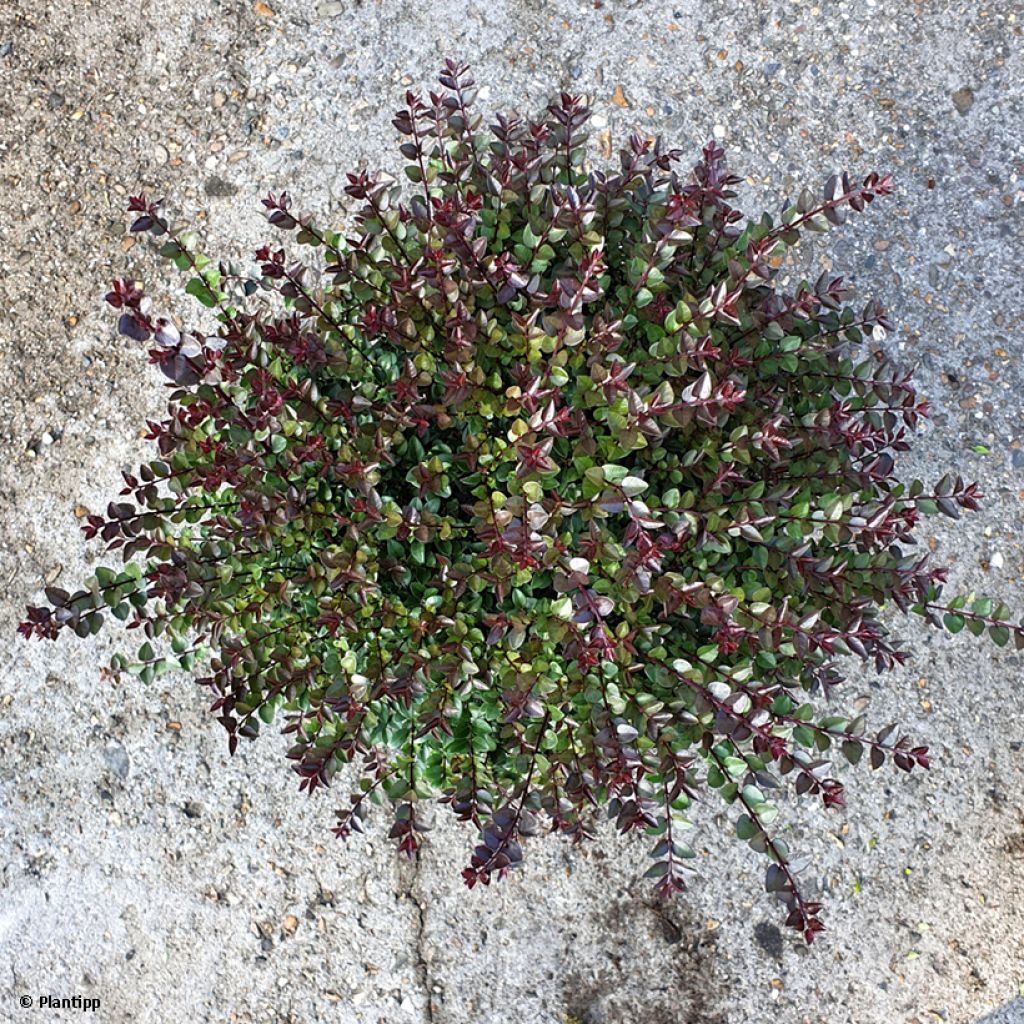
[1,1,1023,1022]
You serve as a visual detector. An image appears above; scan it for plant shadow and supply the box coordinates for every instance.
[975,997,1024,1024]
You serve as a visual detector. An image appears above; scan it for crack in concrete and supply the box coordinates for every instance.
[406,849,436,1024]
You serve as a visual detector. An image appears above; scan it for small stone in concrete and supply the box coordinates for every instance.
[753,921,784,960]
[205,175,239,197]
[951,87,974,114]
[103,740,129,781]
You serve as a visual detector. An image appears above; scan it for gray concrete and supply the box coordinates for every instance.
[1,1,1023,1021]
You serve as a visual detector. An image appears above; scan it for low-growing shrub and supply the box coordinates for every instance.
[21,61,1022,943]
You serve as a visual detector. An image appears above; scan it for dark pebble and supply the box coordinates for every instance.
[765,63,781,77]
[951,87,974,115]
[753,921,784,959]
[103,740,130,781]
[204,175,239,198]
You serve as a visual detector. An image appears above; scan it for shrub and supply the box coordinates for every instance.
[20,61,1022,944]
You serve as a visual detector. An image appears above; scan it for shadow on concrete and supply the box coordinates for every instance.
[976,998,1024,1024]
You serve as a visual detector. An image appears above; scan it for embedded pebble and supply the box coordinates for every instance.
[102,741,130,781]
[204,175,239,197]
[951,87,974,114]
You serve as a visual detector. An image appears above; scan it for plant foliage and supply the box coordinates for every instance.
[20,61,1023,944]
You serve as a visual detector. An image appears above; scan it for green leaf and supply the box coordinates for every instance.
[741,785,765,806]
[943,613,965,634]
[736,814,758,841]
[522,480,544,502]
[793,724,815,747]
[989,624,1010,647]
[185,278,217,308]
[966,617,986,637]
[842,740,863,765]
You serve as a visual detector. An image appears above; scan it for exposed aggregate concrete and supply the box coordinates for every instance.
[1,2,1022,1022]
